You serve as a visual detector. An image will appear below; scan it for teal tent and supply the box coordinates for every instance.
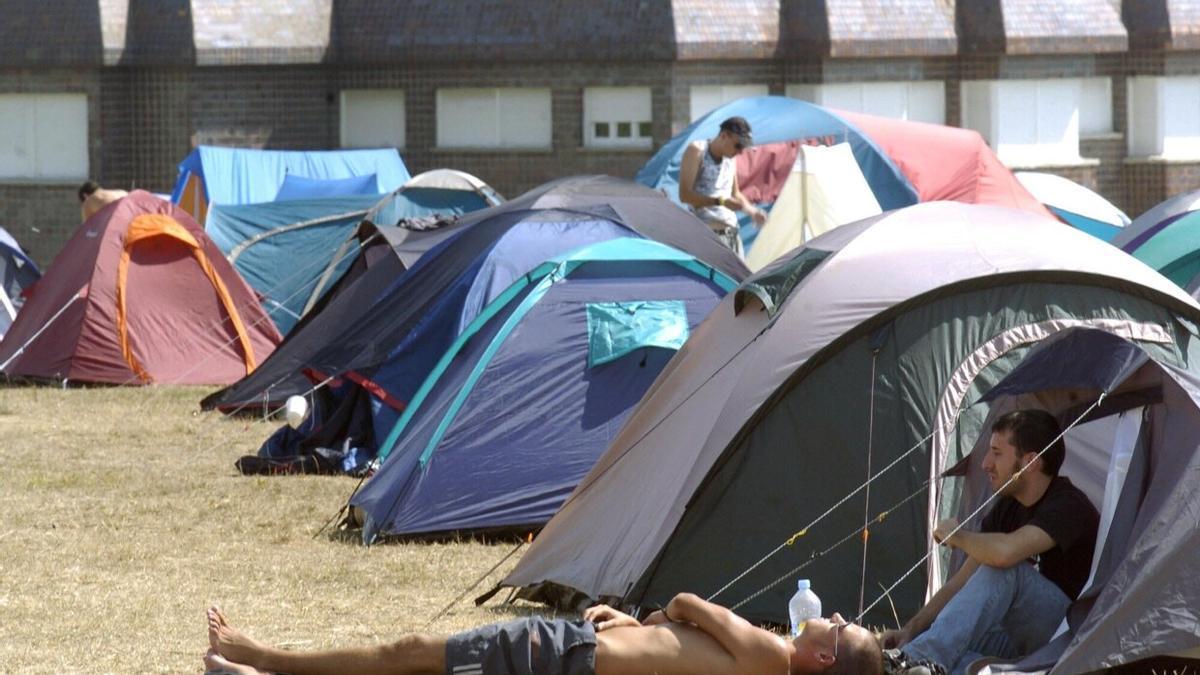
[206,174,501,334]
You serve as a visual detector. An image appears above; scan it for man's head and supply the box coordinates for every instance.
[78,180,100,203]
[984,409,1065,496]
[712,116,753,158]
[790,614,884,675]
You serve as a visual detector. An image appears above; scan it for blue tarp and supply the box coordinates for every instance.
[170,146,410,208]
[275,173,380,201]
[635,96,919,211]
[353,238,736,538]
[206,186,492,335]
[206,195,383,335]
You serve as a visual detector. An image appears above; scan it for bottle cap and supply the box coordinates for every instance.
[797,578,810,591]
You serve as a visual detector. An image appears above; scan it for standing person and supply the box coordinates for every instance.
[202,595,885,675]
[78,181,129,221]
[677,116,767,256]
[881,410,1100,675]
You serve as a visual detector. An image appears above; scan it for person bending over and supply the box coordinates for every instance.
[78,180,129,221]
[882,409,1100,675]
[203,593,883,675]
[677,116,767,256]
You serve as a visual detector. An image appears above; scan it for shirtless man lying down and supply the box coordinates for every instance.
[204,592,883,675]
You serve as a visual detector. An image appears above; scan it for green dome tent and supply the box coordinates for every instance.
[490,202,1200,673]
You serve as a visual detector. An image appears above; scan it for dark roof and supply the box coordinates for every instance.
[0,0,107,66]
[0,0,1171,66]
[332,0,677,64]
[777,0,958,58]
[959,0,1127,54]
[1124,0,1200,50]
[113,0,195,66]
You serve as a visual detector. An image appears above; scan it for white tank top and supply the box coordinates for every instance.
[690,140,738,228]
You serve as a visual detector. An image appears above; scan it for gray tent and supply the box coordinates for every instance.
[945,328,1200,673]
[490,201,1200,671]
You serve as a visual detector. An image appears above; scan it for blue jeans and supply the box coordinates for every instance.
[902,563,1071,675]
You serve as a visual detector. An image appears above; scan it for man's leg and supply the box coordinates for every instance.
[902,564,1068,675]
[207,606,445,675]
[999,563,1072,654]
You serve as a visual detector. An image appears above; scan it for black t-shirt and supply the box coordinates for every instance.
[980,476,1099,599]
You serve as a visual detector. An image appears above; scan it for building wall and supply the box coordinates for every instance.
[6,49,1200,265]
[0,69,102,263]
[341,62,671,197]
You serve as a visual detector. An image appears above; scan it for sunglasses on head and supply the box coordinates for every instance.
[832,620,850,659]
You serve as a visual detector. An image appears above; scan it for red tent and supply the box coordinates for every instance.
[0,191,281,385]
[839,111,1051,217]
[735,110,1051,220]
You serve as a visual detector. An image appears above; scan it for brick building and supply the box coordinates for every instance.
[2,0,1198,265]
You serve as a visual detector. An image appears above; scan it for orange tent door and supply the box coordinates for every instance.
[116,214,256,384]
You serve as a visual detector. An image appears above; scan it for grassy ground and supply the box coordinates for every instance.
[0,385,543,673]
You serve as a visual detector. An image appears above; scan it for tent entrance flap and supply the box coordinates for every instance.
[117,213,259,381]
[586,300,689,368]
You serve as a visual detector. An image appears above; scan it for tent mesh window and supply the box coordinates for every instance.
[735,247,831,316]
[585,300,690,368]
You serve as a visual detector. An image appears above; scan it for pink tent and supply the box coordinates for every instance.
[840,111,1051,217]
[734,111,1051,220]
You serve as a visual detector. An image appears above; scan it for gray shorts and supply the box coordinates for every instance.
[445,617,596,675]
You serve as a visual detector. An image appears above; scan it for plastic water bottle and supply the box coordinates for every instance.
[788,579,822,637]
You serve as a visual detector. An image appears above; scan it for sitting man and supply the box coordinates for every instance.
[203,592,884,675]
[882,409,1100,675]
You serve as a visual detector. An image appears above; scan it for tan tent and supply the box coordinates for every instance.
[746,143,881,271]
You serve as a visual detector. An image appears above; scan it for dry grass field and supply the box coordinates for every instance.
[0,385,545,673]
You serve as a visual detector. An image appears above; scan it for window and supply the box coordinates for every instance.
[0,94,88,180]
[436,88,552,149]
[785,81,945,124]
[584,87,652,148]
[961,79,1082,166]
[689,84,770,122]
[1080,78,1113,136]
[340,89,405,149]
[1128,76,1200,160]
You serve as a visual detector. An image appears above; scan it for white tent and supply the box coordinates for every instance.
[746,143,881,271]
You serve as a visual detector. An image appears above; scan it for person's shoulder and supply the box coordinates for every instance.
[1048,476,1089,501]
[1050,477,1098,513]
[738,632,790,674]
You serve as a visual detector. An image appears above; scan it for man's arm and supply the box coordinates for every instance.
[679,145,719,210]
[729,174,767,225]
[662,593,786,667]
[885,519,1058,647]
[936,518,1056,569]
[583,604,641,631]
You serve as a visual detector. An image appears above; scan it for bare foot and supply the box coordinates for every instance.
[207,606,269,668]
[203,648,270,675]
